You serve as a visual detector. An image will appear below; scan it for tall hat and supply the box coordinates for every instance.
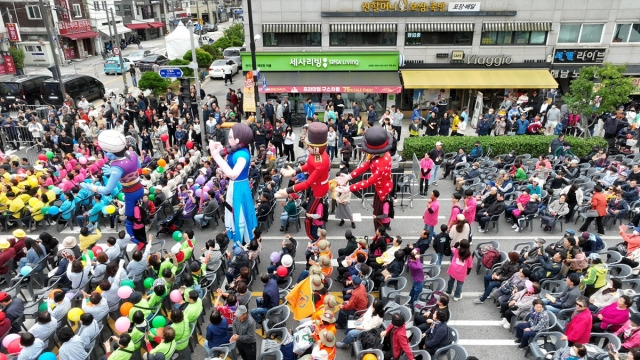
[362,127,393,154]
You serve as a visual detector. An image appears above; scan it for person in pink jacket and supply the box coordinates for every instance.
[561,296,592,345]
[463,190,477,225]
[592,295,631,333]
[445,239,473,301]
[615,312,640,352]
[422,190,440,245]
[419,153,434,196]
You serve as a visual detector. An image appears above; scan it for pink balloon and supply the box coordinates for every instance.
[203,186,211,193]
[117,286,133,299]
[1,333,19,348]
[170,289,182,303]
[79,157,87,165]
[115,316,131,333]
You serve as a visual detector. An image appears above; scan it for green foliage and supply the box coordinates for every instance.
[183,49,213,69]
[402,135,608,161]
[138,71,170,96]
[168,58,194,78]
[224,23,245,46]
[200,44,222,60]
[563,63,634,117]
[213,37,233,50]
[9,47,25,69]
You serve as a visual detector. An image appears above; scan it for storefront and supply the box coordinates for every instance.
[58,20,99,60]
[125,22,166,41]
[240,51,402,115]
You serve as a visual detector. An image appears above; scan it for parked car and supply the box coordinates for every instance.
[208,59,238,79]
[203,23,218,32]
[199,35,215,45]
[40,75,105,106]
[0,74,52,105]
[127,49,152,63]
[104,57,133,75]
[223,47,244,67]
[136,54,169,72]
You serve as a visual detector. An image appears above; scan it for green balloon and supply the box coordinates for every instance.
[46,151,54,159]
[148,194,155,202]
[149,187,156,194]
[156,167,165,174]
[39,302,48,312]
[41,206,49,215]
[117,193,125,201]
[121,279,135,289]
[172,231,182,242]
[81,250,94,262]
[143,277,154,289]
[48,185,54,190]
[151,315,167,328]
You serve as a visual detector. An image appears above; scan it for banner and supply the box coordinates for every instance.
[3,52,16,74]
[285,277,315,321]
[244,71,256,113]
[5,24,20,42]
[260,85,402,94]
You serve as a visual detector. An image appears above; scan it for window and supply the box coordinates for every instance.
[480,31,547,45]
[26,5,41,19]
[613,23,640,43]
[123,4,132,16]
[330,32,396,46]
[114,5,120,10]
[405,31,472,46]
[93,1,100,10]
[558,23,604,43]
[73,4,82,17]
[25,45,43,52]
[264,32,321,47]
[136,6,140,15]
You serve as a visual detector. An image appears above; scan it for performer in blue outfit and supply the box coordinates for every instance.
[209,123,258,246]
[81,130,145,249]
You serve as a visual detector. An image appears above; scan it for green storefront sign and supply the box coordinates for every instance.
[240,51,399,72]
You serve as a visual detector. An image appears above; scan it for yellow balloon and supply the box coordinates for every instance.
[105,205,116,214]
[68,307,84,322]
[28,176,38,188]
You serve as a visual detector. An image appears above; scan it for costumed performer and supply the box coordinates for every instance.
[209,123,257,247]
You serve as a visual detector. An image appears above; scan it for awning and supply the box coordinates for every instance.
[149,22,166,28]
[262,23,321,33]
[98,24,132,36]
[259,71,402,94]
[125,23,150,30]
[330,23,396,33]
[406,23,473,32]
[401,69,558,89]
[482,22,552,32]
[62,31,100,40]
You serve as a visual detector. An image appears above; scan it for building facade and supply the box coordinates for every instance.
[243,0,640,112]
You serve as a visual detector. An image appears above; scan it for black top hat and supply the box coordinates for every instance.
[361,127,393,154]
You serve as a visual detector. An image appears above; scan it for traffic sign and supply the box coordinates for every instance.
[113,47,121,56]
[159,68,183,78]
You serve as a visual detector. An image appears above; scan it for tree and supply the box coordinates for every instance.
[563,63,634,119]
[183,49,212,70]
[168,59,193,78]
[213,37,233,51]
[138,71,170,96]
[224,23,244,45]
[9,47,25,73]
[200,44,222,61]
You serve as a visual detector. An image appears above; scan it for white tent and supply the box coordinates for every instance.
[165,22,198,60]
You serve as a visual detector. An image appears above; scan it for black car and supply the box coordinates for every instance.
[136,54,169,72]
[0,74,52,105]
[40,75,105,106]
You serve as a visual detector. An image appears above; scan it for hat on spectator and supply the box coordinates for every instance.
[310,275,324,291]
[233,246,242,256]
[128,291,142,304]
[318,329,336,347]
[581,232,591,240]
[535,238,546,245]
[234,305,248,317]
[525,280,534,293]
[13,229,25,238]
[565,229,575,236]
[352,276,362,286]
[456,214,465,222]
[0,239,9,250]
[320,311,336,323]
[0,292,8,302]
[62,236,77,249]
[309,265,322,276]
[0,311,5,321]
[324,295,339,312]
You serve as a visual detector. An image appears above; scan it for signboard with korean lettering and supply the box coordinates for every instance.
[361,0,448,12]
[552,48,606,64]
[58,0,70,22]
[58,20,92,35]
[448,2,480,11]
[259,85,402,94]
[240,52,399,72]
[550,68,582,80]
[6,24,20,42]
[2,52,16,74]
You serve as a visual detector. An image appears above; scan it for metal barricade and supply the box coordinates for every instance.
[9,105,50,120]
[25,144,39,164]
[0,125,36,151]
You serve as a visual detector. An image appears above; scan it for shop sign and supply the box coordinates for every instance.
[58,20,92,35]
[448,2,480,11]
[552,48,606,64]
[6,24,20,42]
[361,0,446,12]
[631,78,640,95]
[2,52,16,74]
[57,0,70,22]
[550,69,581,79]
[241,52,399,72]
[467,54,512,66]
[259,85,402,94]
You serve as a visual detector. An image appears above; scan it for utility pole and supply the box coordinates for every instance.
[163,0,170,29]
[40,0,65,97]
[195,0,201,43]
[246,0,260,123]
[104,3,113,52]
[187,21,205,148]
[110,8,129,94]
[204,0,210,25]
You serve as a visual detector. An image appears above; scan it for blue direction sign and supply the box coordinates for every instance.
[159,68,183,78]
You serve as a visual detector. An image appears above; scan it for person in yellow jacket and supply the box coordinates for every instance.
[581,253,609,297]
[451,111,462,136]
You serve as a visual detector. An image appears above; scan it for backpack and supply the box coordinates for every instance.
[593,236,605,252]
[481,248,501,269]
[357,328,383,350]
[415,290,446,313]
[138,203,150,225]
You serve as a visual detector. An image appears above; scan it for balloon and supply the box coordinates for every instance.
[148,194,155,201]
[195,189,202,198]
[115,316,131,333]
[120,302,134,316]
[170,289,182,303]
[144,277,154,289]
[39,352,58,360]
[7,338,22,354]
[172,231,182,241]
[186,140,194,149]
[157,159,167,167]
[160,134,168,142]
[38,154,47,161]
[47,206,59,215]
[203,186,211,193]
[67,307,84,322]
[149,187,156,194]
[81,250,94,262]
[48,185,54,190]
[270,251,281,264]
[118,286,133,299]
[151,315,167,328]
[75,153,83,159]
[79,157,87,165]
[41,206,49,215]
[141,168,151,175]
[156,166,165,174]
[20,266,33,276]
[45,151,54,159]
[0,354,6,360]
[117,193,125,201]
[276,266,288,278]
[2,333,19,348]
[121,279,135,289]
[28,177,38,188]
[362,354,377,360]
[52,187,61,195]
[28,198,38,207]
[39,302,48,312]
[92,245,103,255]
[105,205,116,214]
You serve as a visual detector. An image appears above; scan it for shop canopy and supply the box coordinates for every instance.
[401,69,558,89]
[98,24,132,36]
[149,22,166,28]
[125,23,150,30]
[62,31,100,40]
[259,71,402,94]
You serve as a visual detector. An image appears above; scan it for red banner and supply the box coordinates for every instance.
[2,52,16,74]
[5,23,20,42]
[58,20,92,35]
[58,0,70,22]
[259,85,402,94]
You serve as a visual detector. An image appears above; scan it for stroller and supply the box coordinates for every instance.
[157,204,184,237]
